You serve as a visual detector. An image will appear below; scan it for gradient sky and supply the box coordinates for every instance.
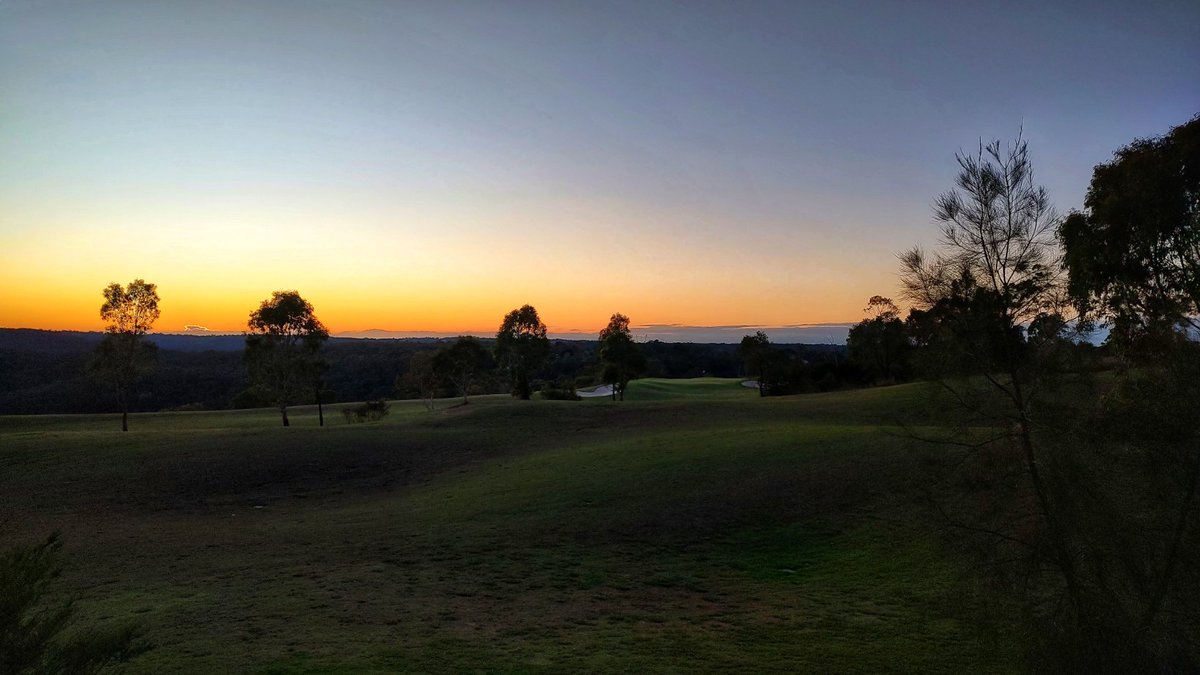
[2,1,1197,338]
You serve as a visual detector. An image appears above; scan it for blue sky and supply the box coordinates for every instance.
[2,1,1197,339]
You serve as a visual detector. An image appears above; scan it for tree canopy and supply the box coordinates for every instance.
[1060,115,1200,349]
[846,296,910,382]
[899,133,1064,376]
[244,290,329,426]
[494,304,550,400]
[100,279,160,336]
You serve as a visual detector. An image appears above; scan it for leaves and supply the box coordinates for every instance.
[494,305,550,399]
[244,291,329,419]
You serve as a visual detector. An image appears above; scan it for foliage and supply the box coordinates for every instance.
[245,291,329,427]
[596,313,646,401]
[737,331,789,396]
[897,132,1086,661]
[0,533,147,673]
[1059,115,1200,350]
[341,399,390,423]
[902,127,1200,668]
[99,279,160,337]
[847,296,911,383]
[89,279,160,431]
[494,305,550,400]
[433,336,490,405]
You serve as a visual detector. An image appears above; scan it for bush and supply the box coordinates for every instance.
[342,399,390,423]
[1,533,148,673]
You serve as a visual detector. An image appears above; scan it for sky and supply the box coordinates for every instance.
[1,1,1197,341]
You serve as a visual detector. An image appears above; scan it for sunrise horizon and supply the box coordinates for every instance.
[4,3,1195,342]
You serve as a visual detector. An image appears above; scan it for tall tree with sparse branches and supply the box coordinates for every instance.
[898,132,1095,650]
[89,279,160,431]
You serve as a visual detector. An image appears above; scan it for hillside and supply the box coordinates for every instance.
[0,381,1018,673]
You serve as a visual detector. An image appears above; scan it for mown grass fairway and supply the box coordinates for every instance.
[0,380,1019,673]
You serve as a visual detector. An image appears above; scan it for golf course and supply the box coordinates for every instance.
[0,379,1021,673]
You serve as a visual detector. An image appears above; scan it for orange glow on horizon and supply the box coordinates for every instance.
[0,263,887,335]
[0,191,902,335]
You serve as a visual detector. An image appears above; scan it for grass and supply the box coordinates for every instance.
[0,379,1021,673]
[595,377,756,401]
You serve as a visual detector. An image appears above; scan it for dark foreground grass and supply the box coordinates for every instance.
[0,381,1020,673]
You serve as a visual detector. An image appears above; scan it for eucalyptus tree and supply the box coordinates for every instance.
[89,279,160,431]
[244,290,328,427]
[494,304,549,400]
[1060,115,1200,348]
[737,331,774,397]
[597,313,645,401]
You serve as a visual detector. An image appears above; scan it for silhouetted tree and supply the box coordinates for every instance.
[244,291,328,427]
[847,296,911,383]
[898,132,1093,658]
[89,279,160,431]
[737,331,775,397]
[1,533,148,673]
[1056,116,1200,664]
[597,313,645,401]
[1060,115,1200,349]
[494,305,550,400]
[433,336,490,405]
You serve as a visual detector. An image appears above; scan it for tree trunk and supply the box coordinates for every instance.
[117,386,129,432]
[1010,372,1085,622]
[315,386,324,427]
[280,404,290,427]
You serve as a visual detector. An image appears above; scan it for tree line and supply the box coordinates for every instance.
[92,289,779,427]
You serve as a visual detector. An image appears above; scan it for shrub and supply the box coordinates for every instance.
[0,533,148,673]
[342,399,390,423]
